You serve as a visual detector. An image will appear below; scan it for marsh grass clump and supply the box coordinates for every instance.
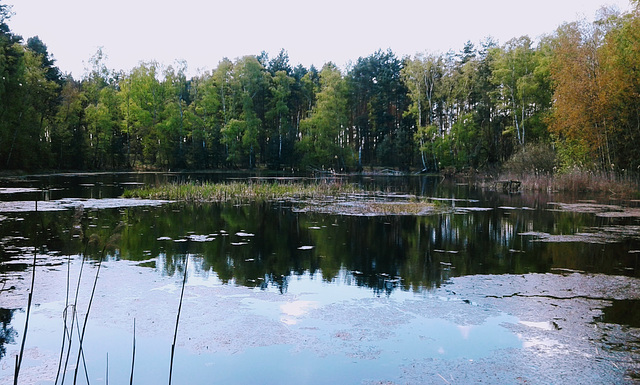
[122,181,363,203]
[495,142,638,195]
[123,182,442,215]
[496,168,639,195]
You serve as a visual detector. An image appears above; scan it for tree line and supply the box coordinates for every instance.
[1,2,639,173]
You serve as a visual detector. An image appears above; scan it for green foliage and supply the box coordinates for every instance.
[265,70,294,167]
[3,4,640,174]
[297,63,352,171]
[0,22,63,170]
[401,36,554,171]
[555,137,593,171]
[221,119,248,165]
[52,79,86,169]
[348,49,410,167]
[503,142,557,175]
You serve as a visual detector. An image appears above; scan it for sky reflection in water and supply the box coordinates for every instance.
[0,173,639,383]
[5,258,524,385]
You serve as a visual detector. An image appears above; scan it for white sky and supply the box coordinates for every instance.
[7,0,633,78]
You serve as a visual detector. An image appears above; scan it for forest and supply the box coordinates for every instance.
[1,2,639,174]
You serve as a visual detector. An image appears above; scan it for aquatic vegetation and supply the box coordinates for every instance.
[123,181,362,203]
[4,172,640,383]
[0,198,170,213]
[492,169,639,195]
[293,200,440,216]
[548,202,640,218]
[123,182,440,216]
[520,225,640,244]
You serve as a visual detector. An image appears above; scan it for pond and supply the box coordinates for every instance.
[0,172,639,384]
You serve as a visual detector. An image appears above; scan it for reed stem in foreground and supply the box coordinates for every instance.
[14,199,40,385]
[130,319,136,385]
[73,242,107,384]
[14,244,37,385]
[169,257,188,385]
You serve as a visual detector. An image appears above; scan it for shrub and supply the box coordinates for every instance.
[503,142,557,175]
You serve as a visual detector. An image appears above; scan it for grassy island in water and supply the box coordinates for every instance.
[123,181,438,216]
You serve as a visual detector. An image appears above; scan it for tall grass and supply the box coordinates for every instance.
[497,142,639,196]
[497,168,639,195]
[123,181,362,202]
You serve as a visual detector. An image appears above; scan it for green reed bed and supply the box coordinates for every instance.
[122,181,364,203]
[122,181,444,216]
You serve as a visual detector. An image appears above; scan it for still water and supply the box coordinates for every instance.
[0,172,639,384]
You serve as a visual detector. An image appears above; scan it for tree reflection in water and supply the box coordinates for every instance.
[260,273,289,294]
[0,308,17,359]
[0,177,637,298]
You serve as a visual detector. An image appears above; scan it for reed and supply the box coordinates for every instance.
[123,181,362,203]
[14,195,50,384]
[58,220,90,385]
[169,257,188,385]
[73,237,106,384]
[55,206,85,385]
[130,319,135,385]
[13,206,38,384]
[52,217,122,385]
[495,169,639,196]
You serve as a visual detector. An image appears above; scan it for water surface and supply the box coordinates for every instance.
[0,173,639,384]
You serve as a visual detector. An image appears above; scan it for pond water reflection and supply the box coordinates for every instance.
[3,199,637,293]
[0,172,639,384]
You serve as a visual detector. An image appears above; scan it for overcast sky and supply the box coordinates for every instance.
[7,0,633,78]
